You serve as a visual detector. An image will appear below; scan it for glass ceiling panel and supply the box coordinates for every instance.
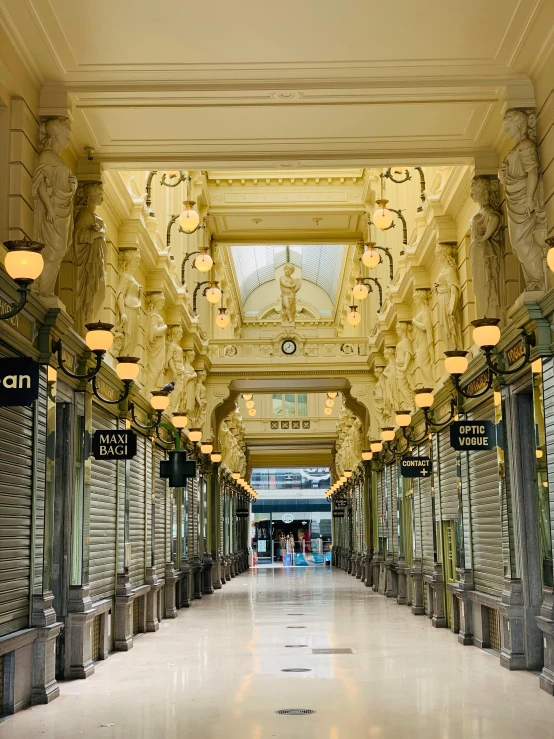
[231,244,345,303]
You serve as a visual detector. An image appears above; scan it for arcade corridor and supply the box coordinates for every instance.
[2,567,554,739]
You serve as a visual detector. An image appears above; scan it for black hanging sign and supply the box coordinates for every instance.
[450,421,495,451]
[400,456,433,478]
[92,430,137,460]
[333,510,345,518]
[159,449,196,487]
[333,498,347,509]
[236,509,250,518]
[0,357,39,406]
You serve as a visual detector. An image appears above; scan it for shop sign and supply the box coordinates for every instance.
[0,357,39,406]
[400,456,432,478]
[159,449,196,487]
[505,338,526,367]
[450,421,495,451]
[333,498,347,509]
[92,430,137,460]
[282,513,294,523]
[332,510,345,518]
[236,509,250,518]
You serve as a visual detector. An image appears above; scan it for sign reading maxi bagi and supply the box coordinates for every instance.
[91,430,137,460]
[0,357,39,406]
[400,456,432,478]
[450,421,495,451]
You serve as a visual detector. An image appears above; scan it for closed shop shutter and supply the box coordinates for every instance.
[0,380,37,636]
[187,478,198,556]
[419,442,434,575]
[468,399,503,596]
[90,405,118,599]
[377,470,386,546]
[129,434,146,585]
[438,428,458,520]
[386,464,398,558]
[544,358,554,554]
[153,445,167,570]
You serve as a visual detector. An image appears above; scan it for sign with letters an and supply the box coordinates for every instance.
[450,421,495,451]
[0,357,39,406]
[401,456,432,478]
[92,430,137,460]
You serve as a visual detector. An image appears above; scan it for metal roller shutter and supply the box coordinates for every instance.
[438,428,458,520]
[90,406,118,599]
[419,442,434,575]
[0,380,37,636]
[153,445,167,570]
[386,464,398,558]
[377,470,386,547]
[468,399,503,596]
[129,434,146,585]
[34,368,47,593]
[187,478,198,557]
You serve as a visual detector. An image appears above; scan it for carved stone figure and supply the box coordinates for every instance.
[73,182,106,335]
[499,108,547,291]
[183,351,198,416]
[411,288,435,388]
[383,346,399,424]
[435,243,463,351]
[279,264,301,323]
[191,370,207,429]
[145,291,167,393]
[470,177,504,318]
[115,249,142,357]
[33,117,77,296]
[351,417,363,464]
[372,365,387,430]
[165,325,186,413]
[395,321,415,410]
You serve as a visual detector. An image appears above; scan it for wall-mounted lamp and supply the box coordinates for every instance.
[53,322,114,380]
[129,389,172,432]
[1,238,45,320]
[382,167,426,212]
[354,275,383,311]
[193,281,222,313]
[91,356,140,404]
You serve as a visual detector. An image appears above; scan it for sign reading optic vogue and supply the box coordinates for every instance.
[91,430,137,461]
[400,456,433,478]
[450,421,495,451]
[0,357,39,406]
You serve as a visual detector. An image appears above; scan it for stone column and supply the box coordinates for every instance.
[385,553,397,598]
[429,563,447,628]
[411,559,425,615]
[536,589,554,694]
[145,566,161,632]
[30,594,62,704]
[64,585,96,678]
[114,571,134,651]
[372,552,383,592]
[396,555,408,605]
[164,562,178,618]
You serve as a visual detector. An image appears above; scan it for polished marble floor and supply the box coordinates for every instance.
[3,567,554,738]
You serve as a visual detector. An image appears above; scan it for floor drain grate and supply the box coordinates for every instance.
[285,645,307,648]
[312,648,353,654]
[281,668,312,672]
[287,626,306,629]
[276,709,316,716]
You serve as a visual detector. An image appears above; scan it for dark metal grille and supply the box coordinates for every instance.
[287,626,306,629]
[285,645,307,648]
[312,648,353,654]
[133,597,141,635]
[281,668,311,672]
[276,709,316,715]
[487,607,501,652]
[92,615,101,661]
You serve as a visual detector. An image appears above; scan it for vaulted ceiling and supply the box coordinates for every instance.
[2,0,551,168]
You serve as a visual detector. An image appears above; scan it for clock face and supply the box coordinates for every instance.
[282,340,297,356]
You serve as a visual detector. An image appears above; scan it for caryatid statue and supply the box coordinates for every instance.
[165,325,186,413]
[279,263,301,324]
[469,176,504,319]
[73,181,106,335]
[33,117,78,296]
[499,108,547,291]
[191,370,207,429]
[115,249,142,357]
[435,242,463,351]
[145,291,167,393]
[395,321,415,410]
[411,288,435,388]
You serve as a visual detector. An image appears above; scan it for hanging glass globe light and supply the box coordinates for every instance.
[178,200,200,234]
[324,406,333,415]
[245,400,255,409]
[444,350,469,376]
[205,282,222,304]
[347,305,361,327]
[216,307,230,328]
[248,408,257,417]
[195,247,213,273]
[547,244,554,273]
[373,199,394,230]
[325,398,334,408]
[353,278,369,301]
[362,243,381,269]
[472,318,501,349]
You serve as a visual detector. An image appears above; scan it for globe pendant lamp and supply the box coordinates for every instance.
[472,318,501,349]
[444,350,469,376]
[395,410,411,428]
[415,388,434,409]
[373,199,393,230]
[85,322,114,353]
[248,408,257,417]
[172,412,188,429]
[115,356,140,381]
[216,307,230,328]
[362,243,381,269]
[205,281,222,304]
[324,406,333,415]
[353,278,369,301]
[195,247,213,273]
[347,305,361,327]
[4,238,45,281]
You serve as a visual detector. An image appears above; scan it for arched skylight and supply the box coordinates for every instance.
[231,245,345,304]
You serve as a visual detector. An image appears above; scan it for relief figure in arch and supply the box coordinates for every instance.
[145,291,167,393]
[395,322,415,410]
[73,181,106,335]
[498,108,547,291]
[165,325,186,413]
[33,117,78,296]
[115,249,142,356]
[470,176,504,319]
[411,288,435,388]
[279,263,301,323]
[183,351,198,416]
[435,242,463,351]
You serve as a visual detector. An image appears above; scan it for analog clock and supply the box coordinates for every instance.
[281,339,297,356]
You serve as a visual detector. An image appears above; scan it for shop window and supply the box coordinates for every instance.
[271,393,308,417]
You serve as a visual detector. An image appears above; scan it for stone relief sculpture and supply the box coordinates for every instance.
[383,346,399,424]
[372,365,387,430]
[183,351,198,416]
[435,243,463,351]
[279,263,301,324]
[145,291,167,393]
[395,321,415,409]
[115,249,142,357]
[33,117,78,297]
[72,181,106,335]
[165,325,186,413]
[191,370,207,429]
[411,289,435,388]
[469,176,504,318]
[499,108,547,291]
